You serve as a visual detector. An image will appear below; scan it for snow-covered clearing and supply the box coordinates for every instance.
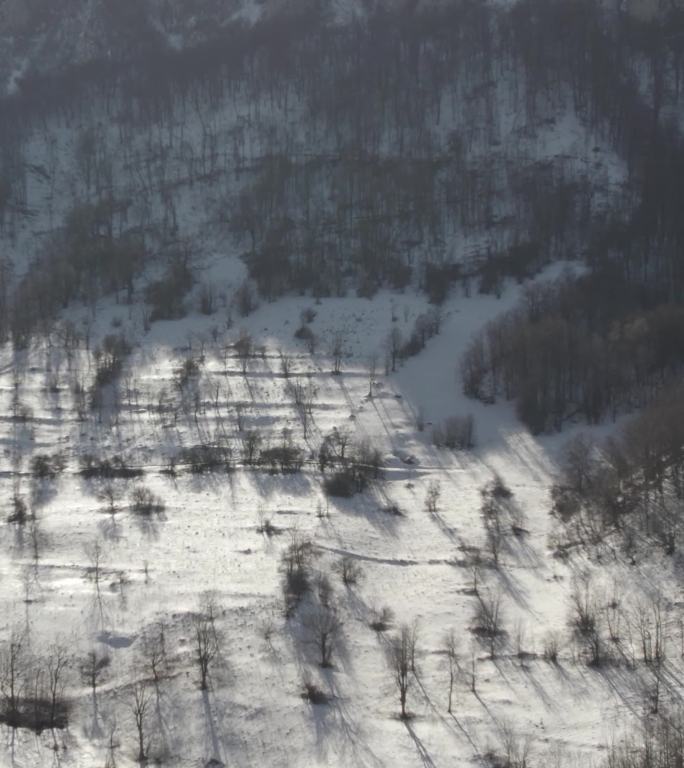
[0,256,676,768]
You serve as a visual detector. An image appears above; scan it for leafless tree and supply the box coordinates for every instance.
[143,624,167,690]
[444,630,458,713]
[386,328,403,373]
[235,330,253,374]
[80,650,110,719]
[387,623,416,719]
[425,480,441,514]
[194,605,220,690]
[280,350,293,379]
[367,354,377,397]
[85,539,105,619]
[0,633,25,723]
[46,644,70,728]
[336,556,364,586]
[98,482,120,515]
[304,603,343,667]
[131,681,152,764]
[474,591,505,658]
[331,332,345,375]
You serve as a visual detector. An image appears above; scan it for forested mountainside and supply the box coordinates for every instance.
[1,0,684,424]
[1,2,684,767]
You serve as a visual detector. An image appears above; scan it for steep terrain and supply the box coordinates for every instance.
[1,2,684,767]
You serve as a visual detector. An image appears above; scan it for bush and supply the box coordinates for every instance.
[323,470,356,498]
[294,324,317,353]
[146,255,193,321]
[8,495,28,525]
[337,556,364,586]
[281,534,314,616]
[178,445,232,474]
[80,455,143,479]
[131,487,165,515]
[542,632,560,663]
[0,695,69,733]
[300,307,316,324]
[30,453,65,479]
[176,357,200,388]
[369,606,394,633]
[93,334,131,388]
[260,445,304,474]
[433,415,475,450]
[301,678,328,705]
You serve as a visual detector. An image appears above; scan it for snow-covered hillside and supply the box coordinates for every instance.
[2,1,684,766]
[0,255,681,767]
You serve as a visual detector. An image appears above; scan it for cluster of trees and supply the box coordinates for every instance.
[9,202,144,345]
[604,712,684,768]
[432,414,475,450]
[145,253,194,322]
[6,0,684,337]
[385,308,442,373]
[550,384,684,556]
[318,429,383,497]
[0,637,70,732]
[462,272,684,433]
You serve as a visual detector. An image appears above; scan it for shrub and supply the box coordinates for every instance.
[433,415,475,450]
[301,678,328,705]
[146,255,193,321]
[131,487,165,515]
[323,470,356,498]
[178,445,232,474]
[280,534,314,616]
[8,495,28,525]
[93,334,131,388]
[260,445,304,474]
[30,453,65,479]
[370,606,394,633]
[337,556,364,586]
[542,632,560,664]
[80,454,143,479]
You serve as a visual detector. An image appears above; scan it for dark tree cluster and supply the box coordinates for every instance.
[2,0,684,355]
[551,385,684,556]
[10,202,144,345]
[462,272,684,433]
[318,431,383,497]
[0,638,70,733]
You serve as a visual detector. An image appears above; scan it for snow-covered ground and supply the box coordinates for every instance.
[1,254,680,768]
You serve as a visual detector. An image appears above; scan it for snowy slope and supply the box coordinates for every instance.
[0,258,678,767]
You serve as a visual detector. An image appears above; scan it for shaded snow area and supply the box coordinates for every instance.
[1,258,681,768]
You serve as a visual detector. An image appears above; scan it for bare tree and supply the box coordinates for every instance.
[98,482,120,515]
[336,556,364,586]
[304,603,343,667]
[241,429,262,466]
[280,350,293,379]
[80,650,110,720]
[425,480,441,514]
[194,605,220,690]
[143,624,167,691]
[386,328,403,373]
[0,633,25,724]
[386,623,416,719]
[131,681,152,764]
[444,630,458,714]
[85,540,104,606]
[235,330,253,375]
[104,728,119,768]
[474,591,505,659]
[46,644,70,729]
[331,332,345,375]
[367,353,377,397]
